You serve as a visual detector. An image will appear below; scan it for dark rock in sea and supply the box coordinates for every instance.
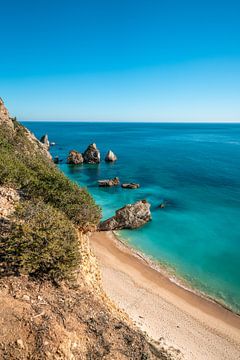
[121,183,140,189]
[159,202,166,209]
[40,134,50,149]
[105,150,117,162]
[83,143,100,164]
[99,200,151,230]
[67,150,84,165]
[98,177,120,187]
[53,156,59,164]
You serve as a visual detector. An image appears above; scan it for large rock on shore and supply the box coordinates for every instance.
[40,134,50,149]
[105,150,117,162]
[98,177,120,187]
[83,143,100,164]
[99,200,151,230]
[67,150,83,164]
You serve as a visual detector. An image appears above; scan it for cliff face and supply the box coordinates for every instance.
[0,99,170,359]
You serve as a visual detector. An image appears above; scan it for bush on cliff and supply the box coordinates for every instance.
[0,122,101,229]
[1,200,80,281]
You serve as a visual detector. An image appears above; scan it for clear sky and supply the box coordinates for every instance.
[0,0,240,122]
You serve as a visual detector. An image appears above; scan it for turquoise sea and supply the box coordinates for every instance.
[24,122,240,313]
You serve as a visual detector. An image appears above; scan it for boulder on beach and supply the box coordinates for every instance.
[83,143,100,164]
[40,134,50,149]
[121,183,140,189]
[98,177,120,187]
[105,150,117,162]
[67,150,84,165]
[99,200,151,230]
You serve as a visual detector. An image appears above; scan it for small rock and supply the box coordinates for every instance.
[53,156,59,164]
[16,339,24,349]
[22,295,30,301]
[105,150,117,162]
[67,150,83,165]
[98,177,120,187]
[121,183,140,189]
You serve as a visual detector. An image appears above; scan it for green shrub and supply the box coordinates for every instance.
[0,121,101,228]
[1,201,80,281]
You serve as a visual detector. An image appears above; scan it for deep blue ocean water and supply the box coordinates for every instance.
[24,122,240,313]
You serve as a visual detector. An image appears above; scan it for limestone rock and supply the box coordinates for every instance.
[99,200,151,230]
[98,177,120,187]
[40,134,50,149]
[83,143,100,164]
[105,150,117,162]
[121,183,140,189]
[67,150,83,165]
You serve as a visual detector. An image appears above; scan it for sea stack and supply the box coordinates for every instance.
[99,200,151,230]
[105,150,117,162]
[83,143,100,164]
[40,134,50,149]
[67,150,84,164]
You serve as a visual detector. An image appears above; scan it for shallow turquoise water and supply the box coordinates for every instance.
[24,122,240,313]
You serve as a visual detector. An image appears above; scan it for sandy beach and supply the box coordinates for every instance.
[90,231,240,360]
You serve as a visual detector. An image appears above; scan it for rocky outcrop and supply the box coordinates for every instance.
[40,134,50,149]
[67,150,84,165]
[83,143,100,164]
[121,183,140,189]
[0,98,51,160]
[105,150,117,162]
[0,97,14,131]
[98,177,120,187]
[0,187,20,219]
[99,200,151,230]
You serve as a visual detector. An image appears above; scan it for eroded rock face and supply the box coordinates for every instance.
[105,150,117,162]
[83,143,100,164]
[0,187,20,219]
[98,177,120,187]
[99,200,151,230]
[67,150,84,165]
[40,134,50,149]
[121,183,140,189]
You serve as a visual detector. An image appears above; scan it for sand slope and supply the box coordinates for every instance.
[90,231,240,360]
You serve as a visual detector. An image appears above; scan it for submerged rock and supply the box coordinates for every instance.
[83,143,100,164]
[40,134,50,149]
[105,150,117,162]
[67,150,83,165]
[99,200,151,230]
[121,183,140,189]
[98,177,120,187]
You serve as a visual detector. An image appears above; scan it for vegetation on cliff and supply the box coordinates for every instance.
[0,103,100,281]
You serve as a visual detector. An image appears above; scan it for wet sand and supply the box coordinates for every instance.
[90,231,240,360]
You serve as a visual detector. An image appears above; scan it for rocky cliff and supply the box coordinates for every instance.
[0,99,171,359]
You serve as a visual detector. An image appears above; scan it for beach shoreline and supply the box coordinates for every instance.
[90,230,240,360]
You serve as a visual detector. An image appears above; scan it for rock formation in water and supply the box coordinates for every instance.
[67,150,84,164]
[121,183,140,189]
[105,150,117,162]
[98,177,120,187]
[83,143,100,164]
[99,200,151,230]
[40,134,50,149]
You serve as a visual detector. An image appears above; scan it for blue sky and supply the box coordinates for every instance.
[0,0,240,121]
